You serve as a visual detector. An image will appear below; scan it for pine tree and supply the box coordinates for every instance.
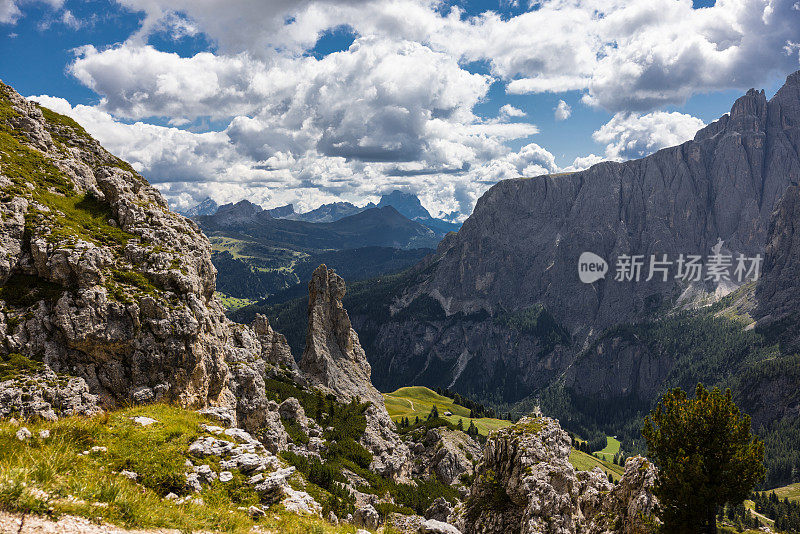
[642,384,765,534]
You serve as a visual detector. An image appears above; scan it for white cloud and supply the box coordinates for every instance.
[499,104,526,118]
[0,0,21,24]
[592,111,706,160]
[1,0,64,24]
[561,153,606,173]
[28,0,799,218]
[554,100,571,121]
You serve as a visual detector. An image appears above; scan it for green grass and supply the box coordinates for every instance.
[383,386,511,436]
[215,292,256,312]
[0,353,43,382]
[0,404,365,533]
[593,436,621,461]
[771,482,800,502]
[568,448,625,481]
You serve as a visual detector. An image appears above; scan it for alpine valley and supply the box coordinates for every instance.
[240,71,800,491]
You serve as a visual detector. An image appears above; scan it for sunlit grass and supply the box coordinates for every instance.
[0,405,365,533]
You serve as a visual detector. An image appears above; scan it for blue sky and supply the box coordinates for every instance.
[2,0,799,218]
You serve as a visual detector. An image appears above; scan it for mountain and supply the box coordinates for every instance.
[178,196,219,217]
[267,203,295,218]
[213,246,431,301]
[378,189,461,234]
[346,72,800,396]
[284,201,365,222]
[378,190,432,220]
[196,202,439,301]
[245,72,800,488]
[198,203,439,251]
[0,78,408,486]
[271,191,462,234]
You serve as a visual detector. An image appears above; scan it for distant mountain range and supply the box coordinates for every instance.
[191,199,442,301]
[179,190,461,235]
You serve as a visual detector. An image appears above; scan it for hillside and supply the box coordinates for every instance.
[383,386,511,436]
[0,405,351,534]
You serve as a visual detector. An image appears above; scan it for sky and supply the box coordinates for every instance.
[1,0,799,220]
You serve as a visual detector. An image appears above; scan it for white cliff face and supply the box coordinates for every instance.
[460,416,658,534]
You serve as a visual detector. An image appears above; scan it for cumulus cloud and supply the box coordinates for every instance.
[24,0,798,218]
[561,153,606,173]
[592,111,706,160]
[106,0,800,113]
[499,104,526,118]
[554,100,571,121]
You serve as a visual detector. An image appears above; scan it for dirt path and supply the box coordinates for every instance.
[0,512,190,534]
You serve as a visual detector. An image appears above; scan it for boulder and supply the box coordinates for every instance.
[354,504,381,530]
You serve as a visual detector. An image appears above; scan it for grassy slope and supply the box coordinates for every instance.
[772,482,800,502]
[383,386,511,436]
[214,291,256,312]
[568,449,625,481]
[0,405,363,534]
[594,436,622,461]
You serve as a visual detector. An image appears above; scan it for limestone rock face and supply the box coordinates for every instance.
[409,428,481,487]
[0,371,99,420]
[0,81,288,432]
[301,265,378,404]
[461,417,658,534]
[300,265,411,480]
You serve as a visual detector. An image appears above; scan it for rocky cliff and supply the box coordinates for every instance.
[1,80,231,416]
[301,264,411,479]
[755,184,800,351]
[347,71,800,404]
[458,416,658,534]
[0,79,412,486]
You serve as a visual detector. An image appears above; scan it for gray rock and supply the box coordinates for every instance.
[353,504,381,530]
[300,265,411,481]
[0,372,99,421]
[184,472,201,493]
[15,427,31,441]
[425,497,454,522]
[278,397,308,427]
[120,470,138,481]
[461,416,658,534]
[351,72,800,405]
[420,519,462,534]
[198,407,237,427]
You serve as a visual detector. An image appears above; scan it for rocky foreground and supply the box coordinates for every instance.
[0,79,658,533]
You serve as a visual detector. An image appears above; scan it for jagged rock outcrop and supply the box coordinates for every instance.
[460,417,658,534]
[409,427,481,487]
[0,370,99,420]
[352,71,800,404]
[300,264,412,480]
